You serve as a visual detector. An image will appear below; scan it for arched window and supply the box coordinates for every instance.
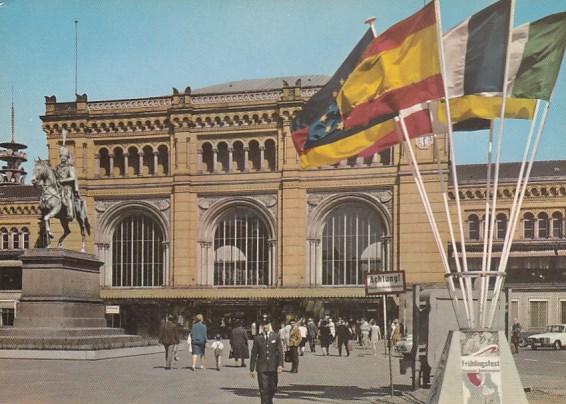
[496,213,507,240]
[99,148,110,177]
[468,214,480,240]
[264,139,276,171]
[113,148,125,177]
[157,145,169,175]
[248,140,261,171]
[523,213,535,239]
[213,211,270,286]
[1,227,8,249]
[233,141,245,172]
[128,146,140,176]
[10,227,19,249]
[551,212,564,239]
[202,143,214,173]
[217,142,229,173]
[537,212,549,239]
[321,204,382,286]
[21,227,30,249]
[142,146,154,176]
[111,215,164,287]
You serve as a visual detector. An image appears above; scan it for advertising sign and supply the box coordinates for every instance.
[460,331,502,403]
[105,305,120,314]
[365,271,406,295]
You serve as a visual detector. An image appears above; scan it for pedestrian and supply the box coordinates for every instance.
[390,319,401,350]
[288,319,302,373]
[250,318,283,404]
[306,318,318,353]
[230,320,250,367]
[298,319,308,356]
[157,314,180,370]
[336,319,352,357]
[318,320,332,356]
[369,320,381,355]
[511,318,522,354]
[210,334,224,370]
[360,319,371,349]
[328,318,336,347]
[190,313,208,371]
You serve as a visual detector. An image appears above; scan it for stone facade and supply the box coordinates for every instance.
[0,75,564,335]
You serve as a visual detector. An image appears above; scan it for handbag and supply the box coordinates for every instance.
[228,349,234,359]
[284,350,292,363]
[187,334,193,353]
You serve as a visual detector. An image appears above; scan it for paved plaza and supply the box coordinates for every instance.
[0,341,565,403]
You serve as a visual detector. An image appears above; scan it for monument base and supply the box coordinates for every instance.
[0,249,149,352]
[428,330,528,403]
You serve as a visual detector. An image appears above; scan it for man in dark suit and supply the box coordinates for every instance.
[250,318,283,404]
[157,314,180,370]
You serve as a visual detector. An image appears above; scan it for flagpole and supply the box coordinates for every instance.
[395,115,467,328]
[434,0,474,327]
[487,98,550,327]
[482,0,515,328]
[478,121,495,327]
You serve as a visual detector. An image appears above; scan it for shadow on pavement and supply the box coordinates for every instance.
[222,383,419,402]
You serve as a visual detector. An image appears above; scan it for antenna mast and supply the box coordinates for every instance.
[75,20,78,96]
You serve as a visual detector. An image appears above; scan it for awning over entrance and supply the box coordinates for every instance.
[100,287,380,300]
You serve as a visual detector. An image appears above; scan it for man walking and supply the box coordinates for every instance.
[158,314,180,370]
[250,318,283,404]
[306,318,318,353]
[288,319,302,373]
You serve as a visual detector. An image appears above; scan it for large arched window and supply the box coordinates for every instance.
[21,227,30,249]
[10,227,19,249]
[111,215,164,287]
[213,211,270,286]
[321,204,382,286]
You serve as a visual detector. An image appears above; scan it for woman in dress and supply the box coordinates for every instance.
[318,320,332,356]
[190,314,208,370]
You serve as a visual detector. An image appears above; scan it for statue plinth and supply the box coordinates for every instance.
[0,249,148,351]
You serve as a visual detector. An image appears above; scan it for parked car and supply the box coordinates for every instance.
[526,324,566,350]
[395,335,413,356]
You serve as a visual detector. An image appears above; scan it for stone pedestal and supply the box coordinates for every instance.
[0,249,147,351]
[428,330,528,404]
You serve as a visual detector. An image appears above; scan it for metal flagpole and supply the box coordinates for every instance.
[434,0,475,327]
[479,121,495,328]
[481,0,516,328]
[75,20,78,96]
[395,115,467,327]
[487,98,551,327]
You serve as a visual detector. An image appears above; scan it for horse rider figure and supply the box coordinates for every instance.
[55,145,79,221]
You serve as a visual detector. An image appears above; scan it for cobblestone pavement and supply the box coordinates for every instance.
[0,341,564,403]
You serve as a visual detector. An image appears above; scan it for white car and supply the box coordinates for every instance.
[527,324,566,350]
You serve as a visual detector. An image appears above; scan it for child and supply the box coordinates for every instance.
[210,334,224,371]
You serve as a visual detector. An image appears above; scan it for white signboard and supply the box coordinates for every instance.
[105,305,120,314]
[365,271,406,295]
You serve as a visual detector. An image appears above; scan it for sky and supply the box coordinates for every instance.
[0,0,564,174]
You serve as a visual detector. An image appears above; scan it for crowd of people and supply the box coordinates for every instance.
[158,313,405,402]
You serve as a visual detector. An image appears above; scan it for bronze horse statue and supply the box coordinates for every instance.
[31,159,91,252]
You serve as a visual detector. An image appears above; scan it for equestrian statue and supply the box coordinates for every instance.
[31,145,91,252]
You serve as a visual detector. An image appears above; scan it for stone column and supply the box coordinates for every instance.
[82,143,87,174]
[94,153,100,178]
[243,146,249,172]
[197,149,203,174]
[108,153,114,178]
[308,239,320,286]
[123,152,129,177]
[212,148,218,173]
[138,152,144,176]
[268,239,277,286]
[153,150,159,176]
[259,145,265,171]
[228,147,233,173]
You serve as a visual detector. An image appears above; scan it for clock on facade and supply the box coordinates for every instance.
[415,135,433,150]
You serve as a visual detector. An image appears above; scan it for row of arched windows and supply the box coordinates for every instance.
[200,139,276,173]
[0,227,30,250]
[467,212,564,240]
[96,145,169,177]
[104,201,386,288]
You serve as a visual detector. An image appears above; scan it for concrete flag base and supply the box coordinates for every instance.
[428,330,528,404]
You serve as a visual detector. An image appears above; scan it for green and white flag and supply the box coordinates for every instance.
[509,12,566,100]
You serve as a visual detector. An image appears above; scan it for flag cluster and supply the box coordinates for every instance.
[291,0,566,168]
